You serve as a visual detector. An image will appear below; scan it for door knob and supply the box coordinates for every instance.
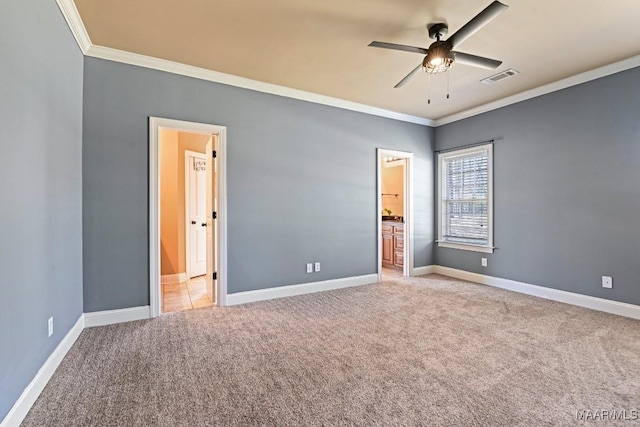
[201,223,207,227]
[191,221,196,225]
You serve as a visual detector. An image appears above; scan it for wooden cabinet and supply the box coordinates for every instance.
[382,221,404,270]
[382,235,393,265]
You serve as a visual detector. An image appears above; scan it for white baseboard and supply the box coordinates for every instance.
[433,266,640,320]
[84,306,150,328]
[412,265,436,276]
[2,306,151,425]
[161,273,187,284]
[226,274,378,306]
[0,315,84,427]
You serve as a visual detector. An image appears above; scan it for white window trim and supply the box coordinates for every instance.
[437,143,494,254]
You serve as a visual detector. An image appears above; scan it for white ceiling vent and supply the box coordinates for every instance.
[481,69,520,85]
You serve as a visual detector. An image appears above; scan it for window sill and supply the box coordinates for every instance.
[437,241,494,254]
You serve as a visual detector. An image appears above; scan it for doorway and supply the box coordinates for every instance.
[150,118,227,317]
[377,149,413,282]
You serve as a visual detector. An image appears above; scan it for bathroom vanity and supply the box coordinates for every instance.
[381,220,404,271]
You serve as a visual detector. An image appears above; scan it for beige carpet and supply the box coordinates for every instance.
[22,274,640,426]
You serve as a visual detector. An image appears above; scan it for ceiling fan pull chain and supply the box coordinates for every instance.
[447,70,451,99]
[428,74,431,104]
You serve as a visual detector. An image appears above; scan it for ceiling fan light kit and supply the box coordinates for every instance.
[369,1,509,95]
[423,42,454,74]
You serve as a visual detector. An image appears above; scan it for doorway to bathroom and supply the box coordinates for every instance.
[377,149,413,282]
[149,117,228,317]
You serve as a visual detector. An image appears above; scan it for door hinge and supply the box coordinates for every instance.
[212,150,217,158]
[212,211,217,219]
[213,272,217,280]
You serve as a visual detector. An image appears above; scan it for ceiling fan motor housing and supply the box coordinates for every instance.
[428,23,449,40]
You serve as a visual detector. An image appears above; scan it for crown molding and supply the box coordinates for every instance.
[434,55,640,127]
[55,1,639,128]
[55,0,91,53]
[84,45,434,126]
[54,0,432,126]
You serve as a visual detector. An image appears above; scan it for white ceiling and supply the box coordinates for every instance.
[73,0,640,121]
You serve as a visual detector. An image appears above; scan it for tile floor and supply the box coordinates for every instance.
[162,276,214,313]
[382,267,404,280]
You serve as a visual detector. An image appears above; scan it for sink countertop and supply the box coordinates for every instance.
[382,216,404,223]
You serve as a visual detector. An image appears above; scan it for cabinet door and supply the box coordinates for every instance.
[382,235,393,266]
[394,251,404,268]
[394,236,404,250]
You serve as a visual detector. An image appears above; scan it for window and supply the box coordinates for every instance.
[437,143,493,253]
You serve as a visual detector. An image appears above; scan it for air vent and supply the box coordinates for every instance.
[481,69,519,85]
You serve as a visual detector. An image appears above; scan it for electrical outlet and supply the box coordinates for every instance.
[314,262,321,272]
[481,258,488,267]
[48,317,54,337]
[306,263,313,274]
[602,276,613,289]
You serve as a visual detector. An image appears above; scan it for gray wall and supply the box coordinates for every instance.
[0,0,84,420]
[434,66,640,305]
[82,58,434,312]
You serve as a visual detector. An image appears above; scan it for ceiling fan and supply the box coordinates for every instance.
[369,1,508,88]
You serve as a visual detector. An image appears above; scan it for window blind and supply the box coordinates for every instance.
[441,148,489,245]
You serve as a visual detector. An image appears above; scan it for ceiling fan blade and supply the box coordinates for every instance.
[452,51,502,69]
[369,41,428,55]
[394,63,424,88]
[447,1,508,48]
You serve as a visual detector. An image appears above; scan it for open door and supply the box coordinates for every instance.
[205,136,216,303]
[186,151,208,278]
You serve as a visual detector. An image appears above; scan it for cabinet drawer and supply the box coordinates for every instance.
[394,251,404,267]
[382,224,393,234]
[394,236,404,250]
[393,224,404,234]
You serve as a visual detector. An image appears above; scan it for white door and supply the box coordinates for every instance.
[187,152,208,278]
[205,137,216,302]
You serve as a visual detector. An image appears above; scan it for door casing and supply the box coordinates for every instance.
[149,117,228,317]
[377,148,414,282]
